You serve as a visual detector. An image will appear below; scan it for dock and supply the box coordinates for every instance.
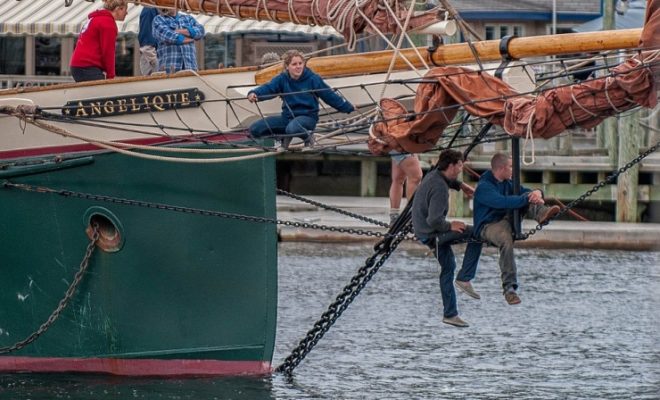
[277,119,660,223]
[276,195,660,251]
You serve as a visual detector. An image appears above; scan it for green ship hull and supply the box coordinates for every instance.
[0,143,277,376]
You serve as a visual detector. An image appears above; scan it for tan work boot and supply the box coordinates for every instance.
[455,280,481,300]
[442,315,470,328]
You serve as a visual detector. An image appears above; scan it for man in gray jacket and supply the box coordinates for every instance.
[412,149,482,328]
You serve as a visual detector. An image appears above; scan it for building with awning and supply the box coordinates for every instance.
[0,0,340,36]
[0,0,341,84]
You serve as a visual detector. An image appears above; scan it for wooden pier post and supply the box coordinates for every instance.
[360,159,378,197]
[604,118,619,166]
[615,114,641,222]
[449,170,466,218]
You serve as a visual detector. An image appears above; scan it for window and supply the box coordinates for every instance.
[486,25,526,40]
[513,25,524,37]
[115,35,135,77]
[35,37,61,76]
[0,37,25,74]
[204,35,226,69]
[485,26,495,40]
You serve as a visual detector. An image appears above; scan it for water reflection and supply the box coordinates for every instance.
[0,374,274,399]
[1,244,658,399]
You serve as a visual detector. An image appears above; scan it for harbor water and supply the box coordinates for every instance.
[1,243,658,399]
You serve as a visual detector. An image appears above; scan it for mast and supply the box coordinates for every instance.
[254,28,642,83]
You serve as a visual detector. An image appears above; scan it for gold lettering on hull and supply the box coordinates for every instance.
[63,88,205,119]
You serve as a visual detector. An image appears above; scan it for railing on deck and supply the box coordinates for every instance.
[1,74,74,90]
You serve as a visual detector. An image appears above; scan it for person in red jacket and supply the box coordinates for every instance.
[70,0,129,82]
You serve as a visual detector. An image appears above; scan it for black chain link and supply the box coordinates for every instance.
[1,138,654,365]
[276,223,413,376]
[1,181,391,240]
[521,138,660,239]
[275,140,659,376]
[277,188,389,228]
[0,224,100,354]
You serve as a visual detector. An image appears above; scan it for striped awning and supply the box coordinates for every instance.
[0,0,341,37]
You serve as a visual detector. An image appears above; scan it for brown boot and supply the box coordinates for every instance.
[504,290,521,305]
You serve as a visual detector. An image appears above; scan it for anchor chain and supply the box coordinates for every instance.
[275,141,659,375]
[0,224,100,354]
[277,188,389,228]
[1,181,391,239]
[276,223,413,376]
[520,138,660,239]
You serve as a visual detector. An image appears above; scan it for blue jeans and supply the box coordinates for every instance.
[249,115,317,141]
[71,66,105,82]
[428,226,482,318]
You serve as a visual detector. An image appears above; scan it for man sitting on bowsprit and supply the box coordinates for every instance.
[473,152,560,305]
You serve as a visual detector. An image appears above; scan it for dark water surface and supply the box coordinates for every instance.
[2,243,659,399]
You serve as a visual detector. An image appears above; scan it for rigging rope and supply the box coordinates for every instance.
[1,50,656,158]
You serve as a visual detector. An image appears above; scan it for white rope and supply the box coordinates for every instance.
[569,85,600,117]
[603,76,624,114]
[379,0,418,100]
[189,70,259,117]
[379,0,429,70]
[522,111,536,166]
[221,0,238,18]
[27,118,276,164]
[353,1,424,75]
[0,98,35,105]
[286,0,302,24]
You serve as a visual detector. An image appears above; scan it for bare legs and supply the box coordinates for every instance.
[389,155,422,221]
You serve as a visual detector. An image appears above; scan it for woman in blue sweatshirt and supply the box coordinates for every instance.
[247,50,355,148]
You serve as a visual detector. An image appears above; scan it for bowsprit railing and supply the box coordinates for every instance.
[0,74,74,90]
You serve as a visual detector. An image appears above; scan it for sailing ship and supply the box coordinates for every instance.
[0,0,657,376]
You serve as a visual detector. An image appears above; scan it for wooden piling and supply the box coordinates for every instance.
[616,113,641,222]
[360,159,378,197]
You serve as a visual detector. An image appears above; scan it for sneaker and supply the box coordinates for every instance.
[504,290,521,305]
[455,280,481,300]
[538,205,560,224]
[389,213,399,226]
[442,315,469,328]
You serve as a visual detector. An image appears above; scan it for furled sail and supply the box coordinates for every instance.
[134,0,445,50]
[368,0,660,155]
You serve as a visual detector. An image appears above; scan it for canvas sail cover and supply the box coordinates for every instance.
[368,0,660,155]
[137,0,444,49]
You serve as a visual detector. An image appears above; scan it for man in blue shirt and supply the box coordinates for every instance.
[473,152,560,305]
[138,6,158,75]
[152,8,205,73]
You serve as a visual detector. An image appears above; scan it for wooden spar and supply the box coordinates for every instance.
[254,28,643,84]
[134,0,315,25]
[134,0,440,30]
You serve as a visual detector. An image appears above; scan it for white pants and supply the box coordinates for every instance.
[139,45,158,76]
